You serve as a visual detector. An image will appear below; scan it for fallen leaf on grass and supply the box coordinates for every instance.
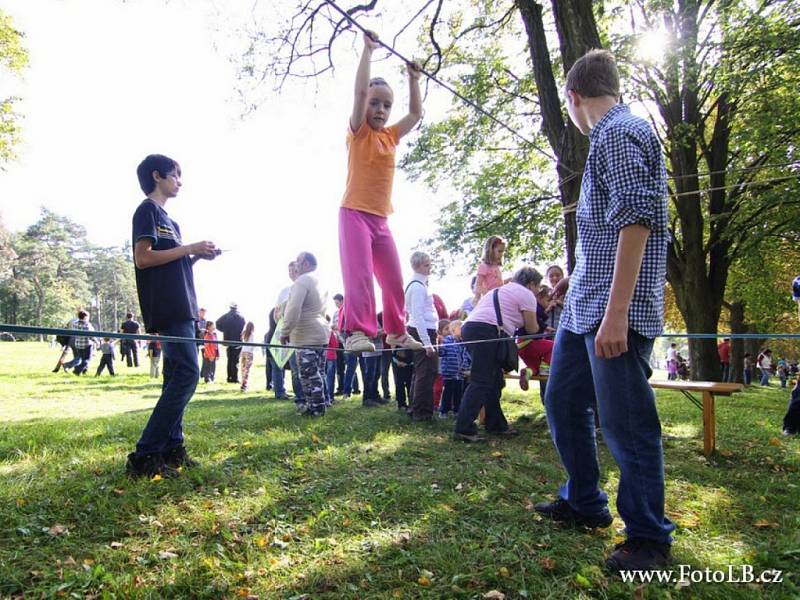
[15,498,25,508]
[151,474,163,482]
[498,567,510,578]
[754,520,779,529]
[539,557,556,570]
[768,437,782,447]
[109,542,124,549]
[310,433,321,444]
[417,576,431,586]
[484,591,505,599]
[491,451,504,459]
[158,551,178,560]
[46,524,69,537]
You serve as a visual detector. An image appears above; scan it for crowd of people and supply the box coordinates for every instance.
[45,45,799,576]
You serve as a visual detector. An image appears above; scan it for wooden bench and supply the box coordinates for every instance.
[506,373,744,457]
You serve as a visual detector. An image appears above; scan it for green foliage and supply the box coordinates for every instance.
[0,209,136,332]
[0,9,28,167]
[1,344,799,598]
[401,6,560,267]
[726,238,800,341]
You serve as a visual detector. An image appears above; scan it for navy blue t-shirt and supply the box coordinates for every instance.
[132,200,198,333]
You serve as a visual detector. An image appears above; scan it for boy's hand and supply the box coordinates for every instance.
[190,240,217,259]
[406,61,422,81]
[425,345,436,357]
[364,30,380,51]
[595,311,628,359]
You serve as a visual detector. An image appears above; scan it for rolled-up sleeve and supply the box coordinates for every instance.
[602,128,660,231]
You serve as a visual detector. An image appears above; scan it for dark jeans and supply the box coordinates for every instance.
[201,358,216,382]
[784,385,800,434]
[380,351,392,398]
[544,327,675,544]
[363,354,381,400]
[135,320,200,456]
[335,348,346,392]
[393,364,413,408]
[95,354,115,376]
[743,367,752,385]
[325,359,336,402]
[343,352,360,395]
[122,340,139,367]
[226,345,242,383]
[270,355,286,397]
[73,346,93,375]
[454,322,508,435]
[720,361,730,382]
[409,327,439,419]
[440,378,463,414]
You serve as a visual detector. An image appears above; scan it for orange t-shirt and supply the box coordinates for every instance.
[341,121,400,217]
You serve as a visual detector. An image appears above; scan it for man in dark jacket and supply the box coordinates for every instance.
[216,302,246,383]
[120,313,141,367]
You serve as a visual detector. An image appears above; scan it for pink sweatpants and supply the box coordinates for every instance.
[339,207,406,338]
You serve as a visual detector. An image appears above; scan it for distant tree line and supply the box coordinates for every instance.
[0,208,138,338]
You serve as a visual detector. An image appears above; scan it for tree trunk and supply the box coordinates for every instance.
[516,0,599,272]
[728,301,746,383]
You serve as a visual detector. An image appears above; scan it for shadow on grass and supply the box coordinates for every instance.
[1,389,798,598]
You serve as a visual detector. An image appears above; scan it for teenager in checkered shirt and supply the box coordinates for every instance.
[535,50,675,573]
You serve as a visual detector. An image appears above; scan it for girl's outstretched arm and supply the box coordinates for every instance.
[350,31,379,132]
[394,61,422,138]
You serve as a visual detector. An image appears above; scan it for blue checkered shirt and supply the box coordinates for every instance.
[560,104,668,339]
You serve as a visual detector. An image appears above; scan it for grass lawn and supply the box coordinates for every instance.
[1,342,798,599]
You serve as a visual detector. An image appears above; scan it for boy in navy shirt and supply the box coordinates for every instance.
[126,154,218,479]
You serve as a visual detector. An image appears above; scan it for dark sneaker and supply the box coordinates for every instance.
[453,432,486,443]
[162,445,199,469]
[534,498,613,529]
[126,452,180,479]
[362,398,381,408]
[486,428,519,437]
[375,396,391,405]
[606,537,671,573]
[300,408,325,417]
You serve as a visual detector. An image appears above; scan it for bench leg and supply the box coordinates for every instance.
[702,391,716,457]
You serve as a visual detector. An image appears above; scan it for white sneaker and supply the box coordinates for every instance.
[344,331,375,353]
[385,333,424,350]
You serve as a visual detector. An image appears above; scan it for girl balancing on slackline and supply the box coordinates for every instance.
[338,30,424,354]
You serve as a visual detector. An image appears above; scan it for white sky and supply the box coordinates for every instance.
[0,0,508,333]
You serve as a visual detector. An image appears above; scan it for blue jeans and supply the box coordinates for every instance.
[544,327,675,544]
[270,355,286,397]
[135,320,199,456]
[343,352,359,394]
[363,354,381,400]
[743,367,752,385]
[760,369,770,386]
[325,359,336,401]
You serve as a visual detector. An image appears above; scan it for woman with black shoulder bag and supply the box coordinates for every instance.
[453,267,542,443]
